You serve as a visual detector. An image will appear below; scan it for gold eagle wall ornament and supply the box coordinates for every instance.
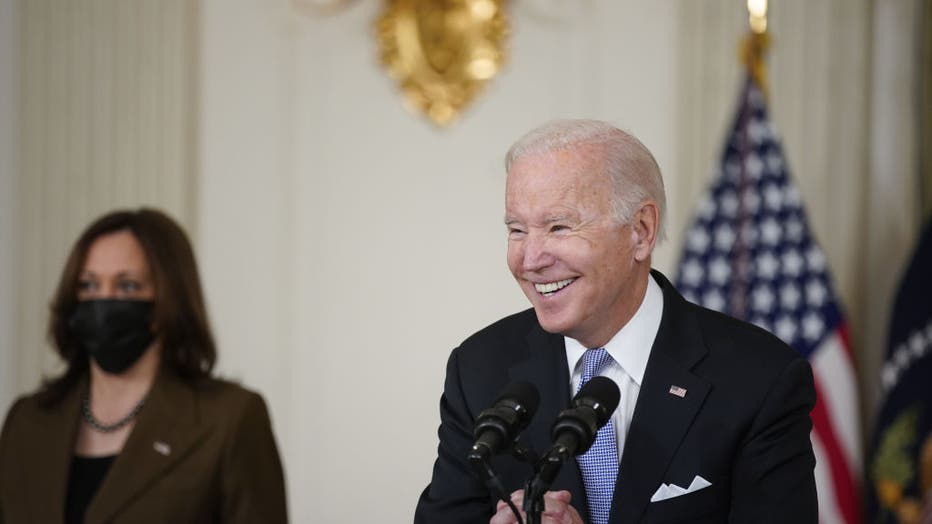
[376,0,508,127]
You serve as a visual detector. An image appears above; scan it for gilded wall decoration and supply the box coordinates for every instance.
[376,0,508,126]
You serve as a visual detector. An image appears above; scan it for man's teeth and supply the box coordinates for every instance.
[534,278,575,296]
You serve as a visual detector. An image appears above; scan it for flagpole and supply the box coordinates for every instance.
[731,0,771,318]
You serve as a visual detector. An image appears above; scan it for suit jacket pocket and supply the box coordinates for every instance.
[641,481,728,524]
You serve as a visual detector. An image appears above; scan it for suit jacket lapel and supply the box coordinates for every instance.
[611,272,711,524]
[508,323,589,522]
[21,377,85,523]
[86,372,210,523]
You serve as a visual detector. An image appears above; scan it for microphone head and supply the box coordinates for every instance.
[574,376,620,424]
[549,376,620,456]
[471,380,541,453]
[496,380,540,418]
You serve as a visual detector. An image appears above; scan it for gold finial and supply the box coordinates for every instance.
[741,0,770,97]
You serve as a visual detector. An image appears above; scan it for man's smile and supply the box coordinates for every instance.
[533,277,577,297]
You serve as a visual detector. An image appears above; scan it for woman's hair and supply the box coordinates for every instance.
[40,208,217,405]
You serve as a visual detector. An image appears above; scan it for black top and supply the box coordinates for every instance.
[65,455,115,524]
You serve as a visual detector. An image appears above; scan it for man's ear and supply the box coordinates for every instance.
[632,201,659,262]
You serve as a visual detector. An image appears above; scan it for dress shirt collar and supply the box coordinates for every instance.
[564,273,664,386]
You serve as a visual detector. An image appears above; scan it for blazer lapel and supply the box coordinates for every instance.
[86,373,210,523]
[611,272,711,524]
[508,324,589,522]
[21,377,85,523]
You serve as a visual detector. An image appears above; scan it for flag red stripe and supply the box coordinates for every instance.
[811,375,861,523]
[836,323,857,363]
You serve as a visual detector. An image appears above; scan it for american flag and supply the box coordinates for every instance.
[675,77,862,523]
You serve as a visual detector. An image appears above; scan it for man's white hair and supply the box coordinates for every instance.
[505,119,667,241]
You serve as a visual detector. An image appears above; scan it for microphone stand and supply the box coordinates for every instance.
[523,444,569,524]
[467,451,511,510]
[468,439,540,524]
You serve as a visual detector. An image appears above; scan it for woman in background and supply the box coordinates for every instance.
[0,208,287,523]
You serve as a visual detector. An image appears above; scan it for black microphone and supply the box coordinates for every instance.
[467,381,540,524]
[550,376,620,458]
[467,380,540,463]
[528,376,620,495]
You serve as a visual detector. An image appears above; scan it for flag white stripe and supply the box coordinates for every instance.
[811,330,862,475]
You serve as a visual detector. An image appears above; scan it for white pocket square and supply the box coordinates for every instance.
[650,475,712,502]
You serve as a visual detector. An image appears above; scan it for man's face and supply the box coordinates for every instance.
[505,147,650,348]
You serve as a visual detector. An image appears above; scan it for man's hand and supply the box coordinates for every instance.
[489,489,584,524]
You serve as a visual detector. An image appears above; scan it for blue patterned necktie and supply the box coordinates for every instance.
[576,348,619,524]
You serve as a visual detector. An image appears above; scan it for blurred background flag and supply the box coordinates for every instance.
[867,219,932,524]
[673,25,862,521]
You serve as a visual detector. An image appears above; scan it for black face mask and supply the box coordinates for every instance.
[68,299,156,374]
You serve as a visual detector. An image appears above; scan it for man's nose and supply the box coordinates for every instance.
[522,233,554,272]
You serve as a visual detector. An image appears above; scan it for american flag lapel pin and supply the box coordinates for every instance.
[668,385,687,398]
[153,440,171,456]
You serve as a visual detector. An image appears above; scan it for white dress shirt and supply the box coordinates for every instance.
[564,274,664,460]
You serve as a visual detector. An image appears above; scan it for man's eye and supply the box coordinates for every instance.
[550,225,569,233]
[508,228,526,237]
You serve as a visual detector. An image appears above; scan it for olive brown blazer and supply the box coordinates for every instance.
[0,371,287,523]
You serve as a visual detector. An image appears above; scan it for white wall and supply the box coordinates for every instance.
[198,1,680,520]
[197,0,298,500]
[0,0,18,416]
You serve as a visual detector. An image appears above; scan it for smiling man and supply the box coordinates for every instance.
[415,120,818,524]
